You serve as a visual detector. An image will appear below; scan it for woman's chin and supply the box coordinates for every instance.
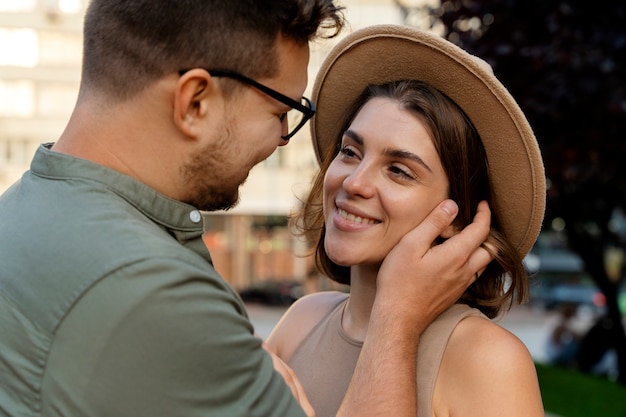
[326,249,354,268]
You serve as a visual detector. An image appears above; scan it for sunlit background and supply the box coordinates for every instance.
[1,2,625,415]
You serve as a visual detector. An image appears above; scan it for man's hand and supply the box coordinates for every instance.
[376,199,493,335]
[262,342,316,417]
[337,200,493,417]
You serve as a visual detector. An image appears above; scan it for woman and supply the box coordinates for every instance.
[267,25,546,417]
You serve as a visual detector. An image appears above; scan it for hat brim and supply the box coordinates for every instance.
[311,25,545,258]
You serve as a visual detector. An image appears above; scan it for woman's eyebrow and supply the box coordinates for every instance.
[384,148,432,172]
[343,129,432,173]
[343,129,364,145]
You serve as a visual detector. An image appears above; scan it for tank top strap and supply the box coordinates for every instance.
[417,304,485,417]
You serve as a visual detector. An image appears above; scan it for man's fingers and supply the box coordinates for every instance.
[471,240,497,282]
[433,200,491,256]
[452,203,496,284]
[402,199,459,254]
[263,342,316,417]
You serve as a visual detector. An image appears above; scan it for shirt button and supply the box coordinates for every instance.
[189,210,202,224]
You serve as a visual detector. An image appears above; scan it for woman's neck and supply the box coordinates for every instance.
[342,265,379,342]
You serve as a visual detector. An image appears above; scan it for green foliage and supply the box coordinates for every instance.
[536,362,626,417]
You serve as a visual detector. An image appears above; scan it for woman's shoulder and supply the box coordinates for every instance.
[280,290,348,327]
[266,291,348,360]
[450,315,531,363]
[290,290,349,313]
[443,315,537,382]
[433,314,544,417]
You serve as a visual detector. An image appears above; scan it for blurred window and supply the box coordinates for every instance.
[0,0,82,13]
[38,84,78,118]
[0,0,36,12]
[39,31,82,67]
[57,0,82,13]
[0,80,35,117]
[0,28,38,67]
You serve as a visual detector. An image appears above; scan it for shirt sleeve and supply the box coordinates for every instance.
[43,257,306,417]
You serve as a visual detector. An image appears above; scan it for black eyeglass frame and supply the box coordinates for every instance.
[178,69,315,140]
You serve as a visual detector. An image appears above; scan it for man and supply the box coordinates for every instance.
[0,1,491,416]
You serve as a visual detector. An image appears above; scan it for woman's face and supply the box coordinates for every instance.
[323,97,450,268]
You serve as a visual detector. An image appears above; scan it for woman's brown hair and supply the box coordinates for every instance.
[293,80,527,318]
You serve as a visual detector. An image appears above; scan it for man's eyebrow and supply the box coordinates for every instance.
[342,129,433,173]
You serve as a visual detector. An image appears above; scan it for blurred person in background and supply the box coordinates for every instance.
[546,301,582,367]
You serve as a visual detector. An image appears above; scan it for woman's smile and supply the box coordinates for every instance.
[336,207,379,225]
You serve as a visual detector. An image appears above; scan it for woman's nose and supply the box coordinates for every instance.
[342,163,376,198]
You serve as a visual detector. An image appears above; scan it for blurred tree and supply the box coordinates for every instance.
[394,0,626,383]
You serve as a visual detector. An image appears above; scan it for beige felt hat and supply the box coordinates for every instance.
[311,24,546,258]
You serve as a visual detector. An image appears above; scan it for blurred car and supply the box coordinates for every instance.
[525,247,606,314]
[530,280,606,312]
[238,279,305,306]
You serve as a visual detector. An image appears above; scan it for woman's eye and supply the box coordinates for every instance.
[389,165,415,179]
[339,146,358,158]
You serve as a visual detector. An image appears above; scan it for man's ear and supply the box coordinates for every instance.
[173,70,216,138]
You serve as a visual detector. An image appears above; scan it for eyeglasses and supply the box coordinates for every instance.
[178,69,315,140]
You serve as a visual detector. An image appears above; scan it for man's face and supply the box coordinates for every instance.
[181,38,310,211]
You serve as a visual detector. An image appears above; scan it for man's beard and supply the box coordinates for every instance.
[180,129,248,212]
[191,178,242,212]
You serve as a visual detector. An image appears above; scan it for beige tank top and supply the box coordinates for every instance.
[287,296,484,417]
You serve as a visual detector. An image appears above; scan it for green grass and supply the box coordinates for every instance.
[536,362,626,417]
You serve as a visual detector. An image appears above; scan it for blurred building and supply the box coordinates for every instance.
[0,0,427,289]
[0,0,83,188]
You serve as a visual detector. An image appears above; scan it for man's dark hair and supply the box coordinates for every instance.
[81,0,345,100]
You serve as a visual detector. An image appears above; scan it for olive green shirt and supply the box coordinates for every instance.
[0,144,305,417]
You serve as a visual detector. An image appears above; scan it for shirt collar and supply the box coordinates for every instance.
[32,143,208,248]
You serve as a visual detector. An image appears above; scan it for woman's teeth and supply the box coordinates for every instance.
[337,208,378,224]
